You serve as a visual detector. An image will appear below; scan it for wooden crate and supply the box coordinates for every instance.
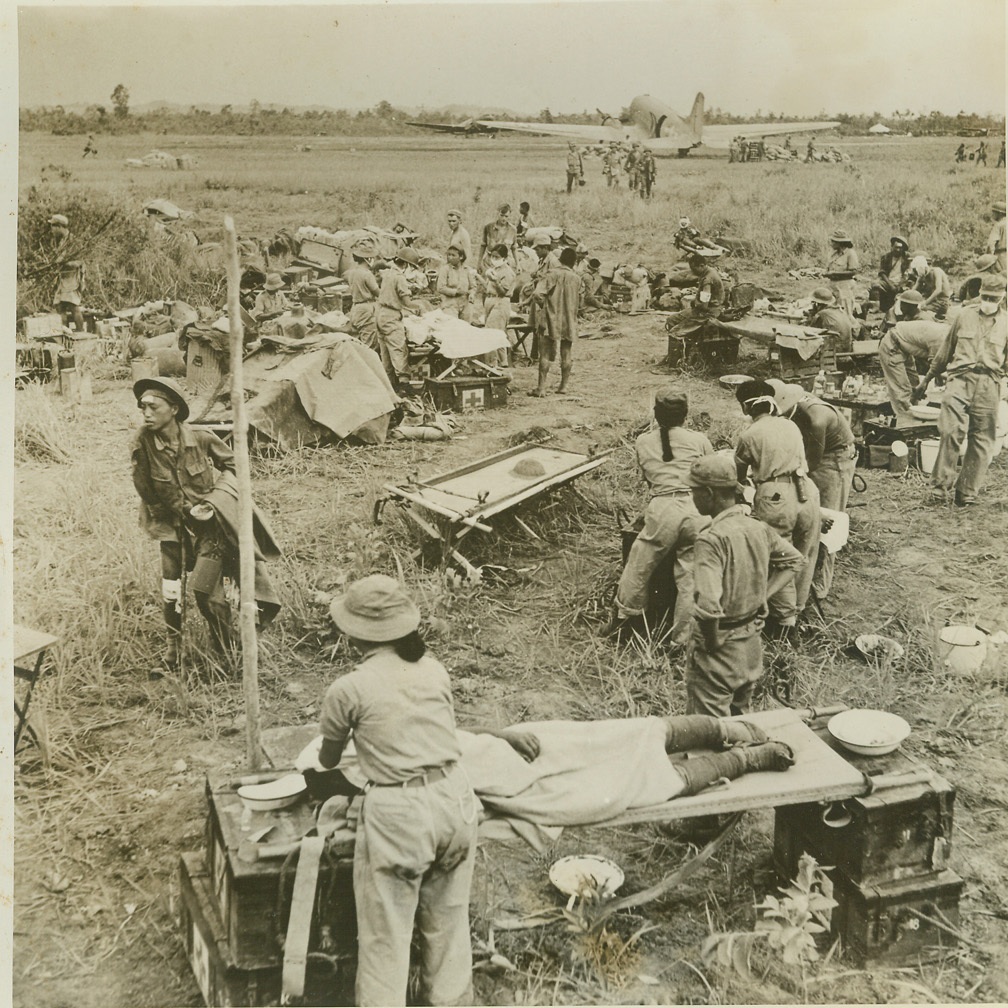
[767,344,838,383]
[773,773,954,886]
[177,852,351,1007]
[831,869,964,966]
[18,313,64,340]
[425,375,510,411]
[204,770,356,971]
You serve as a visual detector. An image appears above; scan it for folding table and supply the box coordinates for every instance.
[14,624,58,763]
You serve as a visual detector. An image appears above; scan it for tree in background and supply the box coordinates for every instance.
[111,84,129,119]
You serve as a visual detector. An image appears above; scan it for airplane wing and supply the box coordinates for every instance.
[702,122,841,149]
[407,120,478,134]
[476,120,619,142]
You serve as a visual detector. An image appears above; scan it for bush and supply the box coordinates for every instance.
[17,185,226,317]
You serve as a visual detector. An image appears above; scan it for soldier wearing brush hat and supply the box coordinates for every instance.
[131,377,267,672]
[376,246,423,388]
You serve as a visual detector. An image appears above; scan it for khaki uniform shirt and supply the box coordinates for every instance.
[931,304,1008,377]
[377,266,417,314]
[319,648,461,785]
[131,423,235,541]
[345,265,380,305]
[635,427,714,496]
[693,505,805,622]
[735,415,808,482]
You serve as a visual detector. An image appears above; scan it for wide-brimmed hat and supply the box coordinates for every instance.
[396,247,422,266]
[532,234,552,248]
[329,574,420,642]
[264,272,285,290]
[897,289,924,305]
[980,274,1008,295]
[829,229,853,245]
[974,253,998,272]
[686,455,738,489]
[586,257,601,270]
[810,287,835,305]
[689,248,721,260]
[767,378,806,415]
[133,377,190,422]
[48,213,69,227]
[890,234,909,248]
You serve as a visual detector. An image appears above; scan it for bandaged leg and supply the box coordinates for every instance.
[673,740,794,796]
[662,714,724,753]
[161,579,182,666]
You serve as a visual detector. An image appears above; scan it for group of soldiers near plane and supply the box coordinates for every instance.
[569,140,656,197]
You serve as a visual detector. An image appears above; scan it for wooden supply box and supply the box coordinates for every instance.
[621,518,678,629]
[204,770,356,971]
[773,773,954,887]
[831,869,965,966]
[18,313,64,340]
[667,333,740,369]
[178,851,351,1007]
[424,375,510,412]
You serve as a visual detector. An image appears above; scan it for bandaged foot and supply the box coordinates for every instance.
[719,719,770,747]
[740,740,795,773]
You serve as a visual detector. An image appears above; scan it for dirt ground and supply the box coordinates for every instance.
[13,133,1008,1006]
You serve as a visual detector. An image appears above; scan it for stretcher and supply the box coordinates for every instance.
[374,443,611,575]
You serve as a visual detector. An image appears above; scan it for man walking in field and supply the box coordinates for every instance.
[529,246,580,397]
[638,149,656,199]
[566,142,584,193]
[805,136,816,163]
[915,274,1008,507]
[997,141,1006,169]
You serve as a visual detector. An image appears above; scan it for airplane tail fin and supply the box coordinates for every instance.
[689,93,704,137]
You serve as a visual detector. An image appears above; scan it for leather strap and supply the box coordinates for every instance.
[281,835,325,1002]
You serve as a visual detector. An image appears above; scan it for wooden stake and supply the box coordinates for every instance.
[224,216,262,771]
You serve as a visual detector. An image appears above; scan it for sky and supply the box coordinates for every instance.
[15,0,1007,119]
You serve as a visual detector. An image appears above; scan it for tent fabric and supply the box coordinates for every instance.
[243,338,398,448]
[868,123,891,134]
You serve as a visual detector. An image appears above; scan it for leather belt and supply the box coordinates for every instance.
[720,611,761,630]
[368,763,454,789]
[756,474,798,486]
[653,488,693,497]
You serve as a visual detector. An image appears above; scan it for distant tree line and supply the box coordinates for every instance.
[19,91,1005,138]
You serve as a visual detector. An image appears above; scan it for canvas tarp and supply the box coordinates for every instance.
[404,310,509,356]
[243,336,398,448]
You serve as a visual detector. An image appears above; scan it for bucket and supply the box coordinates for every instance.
[130,357,160,381]
[888,440,909,474]
[937,625,988,676]
[868,444,890,468]
[918,438,940,474]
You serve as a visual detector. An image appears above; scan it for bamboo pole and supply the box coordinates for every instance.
[223,216,262,771]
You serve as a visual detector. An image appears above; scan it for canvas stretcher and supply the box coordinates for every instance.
[375,442,612,574]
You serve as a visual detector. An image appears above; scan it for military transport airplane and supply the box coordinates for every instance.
[473,93,839,157]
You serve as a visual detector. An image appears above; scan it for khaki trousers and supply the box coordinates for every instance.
[615,495,709,640]
[686,620,764,717]
[376,306,409,377]
[932,372,1000,502]
[353,766,477,1007]
[349,302,378,352]
[809,446,855,600]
